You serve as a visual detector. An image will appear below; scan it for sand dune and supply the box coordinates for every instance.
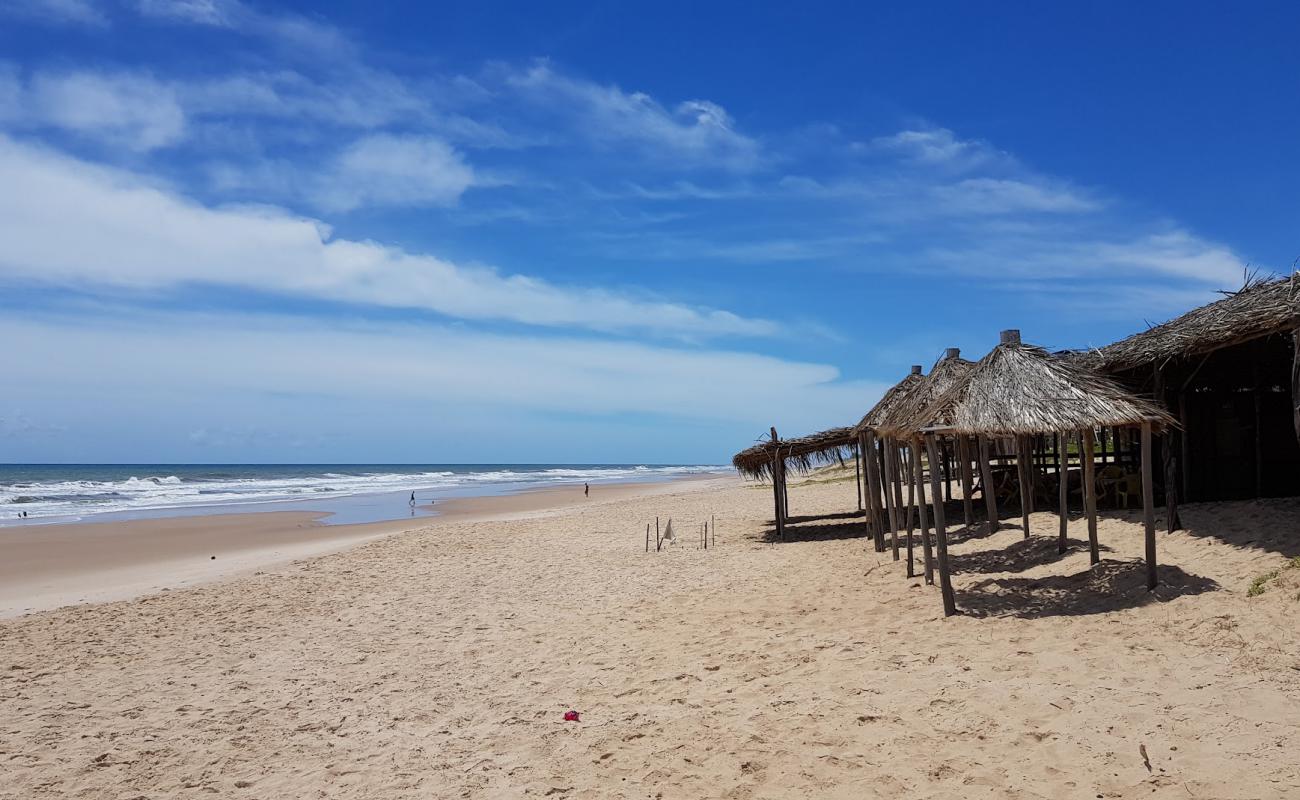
[2,475,1298,798]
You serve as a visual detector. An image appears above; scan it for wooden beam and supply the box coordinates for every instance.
[1082,428,1100,565]
[860,431,877,541]
[1016,434,1033,539]
[924,433,957,616]
[957,435,974,528]
[876,442,891,552]
[910,436,933,585]
[1142,421,1158,590]
[1057,431,1069,554]
[942,440,953,502]
[978,435,998,533]
[891,442,906,560]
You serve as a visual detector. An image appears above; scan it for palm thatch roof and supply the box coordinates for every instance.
[903,330,1176,437]
[1083,272,1300,374]
[853,365,925,433]
[731,426,858,481]
[875,348,974,439]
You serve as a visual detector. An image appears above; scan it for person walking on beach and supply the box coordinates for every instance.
[584,482,589,498]
[409,491,416,507]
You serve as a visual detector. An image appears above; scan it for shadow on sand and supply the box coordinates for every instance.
[955,559,1219,619]
[760,513,870,543]
[948,536,1113,576]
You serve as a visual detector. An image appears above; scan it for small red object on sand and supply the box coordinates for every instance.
[563,710,580,722]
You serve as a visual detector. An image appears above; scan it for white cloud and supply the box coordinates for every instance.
[212,133,477,211]
[4,70,185,151]
[317,134,475,211]
[134,0,351,56]
[0,311,877,431]
[505,63,760,170]
[2,0,107,26]
[0,135,776,338]
[133,0,231,26]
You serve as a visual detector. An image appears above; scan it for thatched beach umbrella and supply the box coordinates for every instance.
[852,365,926,557]
[903,330,1176,617]
[731,425,859,538]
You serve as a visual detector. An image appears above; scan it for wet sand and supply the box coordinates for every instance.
[0,475,727,618]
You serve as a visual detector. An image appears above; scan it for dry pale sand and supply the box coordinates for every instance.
[2,473,1299,799]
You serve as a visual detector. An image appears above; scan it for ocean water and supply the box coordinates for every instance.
[0,464,728,527]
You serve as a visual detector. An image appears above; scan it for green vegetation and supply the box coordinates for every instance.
[1246,556,1300,597]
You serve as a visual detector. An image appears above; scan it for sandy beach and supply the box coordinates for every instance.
[2,472,1299,798]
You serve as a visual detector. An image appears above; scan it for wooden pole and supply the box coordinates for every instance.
[903,445,916,577]
[646,523,650,553]
[1057,431,1069,554]
[1293,327,1300,445]
[1155,364,1181,532]
[854,442,863,511]
[861,430,881,545]
[942,440,953,502]
[1082,428,1100,565]
[924,433,957,616]
[868,431,889,551]
[1253,358,1263,498]
[891,442,905,559]
[957,435,974,527]
[978,435,998,533]
[880,440,897,554]
[876,441,891,552]
[902,444,916,533]
[769,428,783,539]
[884,443,900,561]
[1016,434,1033,538]
[1142,421,1158,590]
[910,437,933,585]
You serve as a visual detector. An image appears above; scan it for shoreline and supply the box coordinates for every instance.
[0,473,734,619]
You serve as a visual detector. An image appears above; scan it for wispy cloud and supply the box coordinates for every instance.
[1,0,107,27]
[212,133,477,212]
[1,68,185,150]
[0,135,776,338]
[503,62,761,170]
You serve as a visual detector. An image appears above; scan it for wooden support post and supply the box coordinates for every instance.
[942,440,953,502]
[891,442,905,559]
[884,443,901,561]
[1057,431,1069,554]
[862,430,882,545]
[957,435,974,527]
[646,523,650,553]
[910,437,933,584]
[1155,364,1181,532]
[903,445,916,533]
[924,433,957,616]
[854,442,863,511]
[877,443,891,553]
[1253,359,1263,498]
[903,445,916,578]
[769,428,783,539]
[1016,435,1033,538]
[1141,421,1158,590]
[1293,327,1300,445]
[978,435,998,533]
[1082,428,1099,565]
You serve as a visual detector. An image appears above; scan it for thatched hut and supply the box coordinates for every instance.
[1082,273,1300,504]
[905,330,1175,616]
[850,365,925,557]
[867,350,975,581]
[731,425,860,538]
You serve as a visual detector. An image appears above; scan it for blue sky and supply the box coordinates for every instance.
[1,0,1296,463]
